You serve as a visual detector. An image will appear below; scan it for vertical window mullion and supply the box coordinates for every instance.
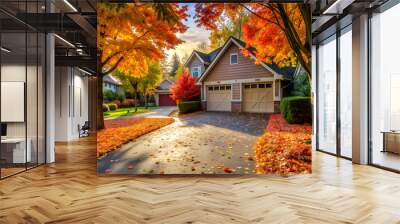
[336,29,341,157]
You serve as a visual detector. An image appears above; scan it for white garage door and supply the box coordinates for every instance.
[207,85,231,111]
[243,83,274,113]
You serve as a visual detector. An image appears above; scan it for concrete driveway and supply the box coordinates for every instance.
[97,112,269,174]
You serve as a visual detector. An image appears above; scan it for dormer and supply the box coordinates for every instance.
[184,48,221,78]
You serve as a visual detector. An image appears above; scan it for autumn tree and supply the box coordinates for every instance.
[196,41,209,52]
[97,3,187,129]
[170,69,200,102]
[113,70,141,111]
[195,3,311,79]
[208,9,248,49]
[172,63,184,80]
[139,61,163,108]
[169,53,181,78]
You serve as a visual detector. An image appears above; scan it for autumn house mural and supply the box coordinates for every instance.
[97,3,312,175]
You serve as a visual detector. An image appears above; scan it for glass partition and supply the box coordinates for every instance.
[1,30,27,177]
[317,35,337,154]
[370,3,400,171]
[339,27,352,158]
[0,2,46,179]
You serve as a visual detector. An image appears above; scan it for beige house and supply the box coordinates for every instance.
[185,36,297,113]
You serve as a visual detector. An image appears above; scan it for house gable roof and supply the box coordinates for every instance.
[197,36,297,82]
[103,74,121,85]
[156,79,175,91]
[185,47,223,68]
[184,51,209,67]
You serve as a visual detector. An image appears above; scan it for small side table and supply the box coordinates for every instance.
[381,131,400,154]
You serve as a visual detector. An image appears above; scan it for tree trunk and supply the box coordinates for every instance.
[144,93,148,109]
[134,90,138,112]
[97,74,105,130]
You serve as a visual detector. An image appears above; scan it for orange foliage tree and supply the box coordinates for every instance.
[195,3,311,79]
[97,3,187,129]
[170,69,200,102]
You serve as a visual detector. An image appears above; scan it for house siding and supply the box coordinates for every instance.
[232,83,241,101]
[231,101,242,112]
[203,45,274,82]
[186,56,205,77]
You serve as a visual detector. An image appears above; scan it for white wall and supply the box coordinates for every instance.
[55,67,89,141]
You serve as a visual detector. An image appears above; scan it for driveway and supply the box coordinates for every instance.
[97,112,269,174]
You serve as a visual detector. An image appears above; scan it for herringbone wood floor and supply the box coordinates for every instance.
[1,137,400,224]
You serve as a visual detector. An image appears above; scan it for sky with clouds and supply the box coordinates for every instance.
[165,3,211,63]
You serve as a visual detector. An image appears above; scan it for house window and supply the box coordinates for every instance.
[208,86,213,91]
[226,85,231,90]
[230,53,238,64]
[191,66,200,77]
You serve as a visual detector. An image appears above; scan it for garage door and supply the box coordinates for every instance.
[243,83,273,113]
[159,94,176,106]
[207,85,231,111]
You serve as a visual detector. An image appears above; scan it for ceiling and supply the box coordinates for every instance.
[0,0,97,72]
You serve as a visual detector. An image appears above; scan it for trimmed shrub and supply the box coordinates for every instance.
[108,103,118,111]
[102,104,109,112]
[117,99,137,108]
[280,96,311,124]
[178,101,201,114]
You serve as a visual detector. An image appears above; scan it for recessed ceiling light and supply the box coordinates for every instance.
[63,0,78,12]
[78,67,92,76]
[323,0,355,15]
[1,47,11,53]
[54,34,75,48]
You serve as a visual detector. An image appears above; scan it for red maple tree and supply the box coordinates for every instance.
[170,69,200,102]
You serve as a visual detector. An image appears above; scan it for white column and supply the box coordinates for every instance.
[352,14,369,164]
[312,45,317,151]
[46,32,55,163]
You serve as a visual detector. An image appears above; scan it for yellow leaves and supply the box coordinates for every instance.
[98,3,187,77]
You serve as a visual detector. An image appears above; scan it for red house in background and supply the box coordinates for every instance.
[155,79,176,106]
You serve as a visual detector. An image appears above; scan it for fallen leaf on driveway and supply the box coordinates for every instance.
[224,167,234,173]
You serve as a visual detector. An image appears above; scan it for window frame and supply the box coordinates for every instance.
[230,53,238,65]
[191,66,201,77]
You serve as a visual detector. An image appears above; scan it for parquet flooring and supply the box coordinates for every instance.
[1,137,400,223]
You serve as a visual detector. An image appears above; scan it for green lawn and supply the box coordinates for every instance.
[104,107,158,119]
